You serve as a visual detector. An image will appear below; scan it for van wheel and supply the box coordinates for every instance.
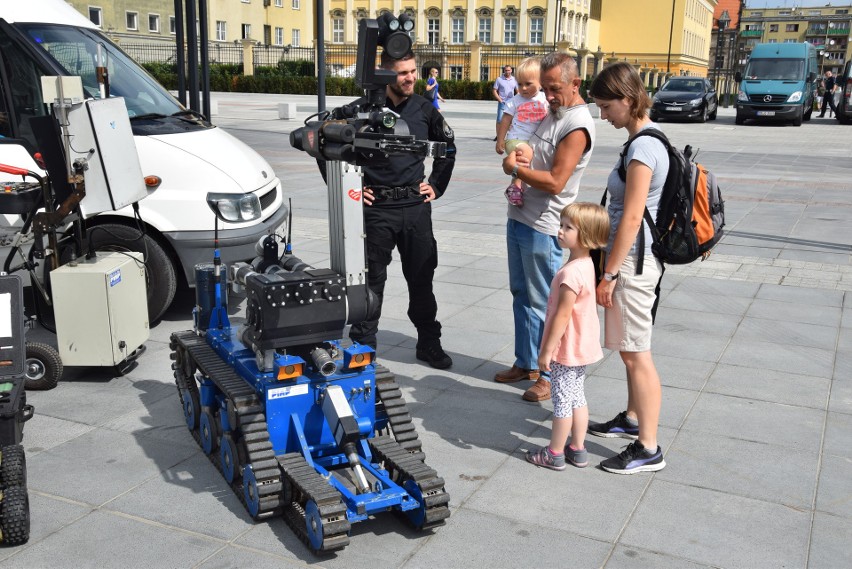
[792,108,803,126]
[87,223,177,323]
[735,114,745,125]
[804,105,813,121]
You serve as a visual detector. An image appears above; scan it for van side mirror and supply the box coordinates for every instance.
[734,71,742,83]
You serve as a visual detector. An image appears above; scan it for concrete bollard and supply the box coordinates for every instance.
[277,102,297,120]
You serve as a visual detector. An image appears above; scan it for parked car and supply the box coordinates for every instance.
[836,60,852,125]
[650,77,718,123]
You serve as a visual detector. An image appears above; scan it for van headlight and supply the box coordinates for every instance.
[787,91,803,103]
[206,192,262,222]
[737,90,748,102]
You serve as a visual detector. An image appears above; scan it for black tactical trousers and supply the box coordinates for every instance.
[349,202,441,349]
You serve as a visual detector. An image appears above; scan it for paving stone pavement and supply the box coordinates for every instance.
[6,93,851,569]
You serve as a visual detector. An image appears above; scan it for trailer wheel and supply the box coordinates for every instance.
[0,446,26,489]
[24,342,62,391]
[0,486,30,545]
[87,223,177,323]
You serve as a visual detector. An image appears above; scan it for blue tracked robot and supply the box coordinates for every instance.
[169,13,450,554]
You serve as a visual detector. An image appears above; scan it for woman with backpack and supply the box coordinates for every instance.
[586,62,667,475]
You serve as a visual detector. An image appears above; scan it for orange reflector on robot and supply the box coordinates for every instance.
[277,363,302,380]
[348,352,372,368]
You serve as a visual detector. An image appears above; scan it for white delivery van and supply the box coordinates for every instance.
[0,0,286,320]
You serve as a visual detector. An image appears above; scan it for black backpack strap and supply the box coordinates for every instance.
[617,128,672,276]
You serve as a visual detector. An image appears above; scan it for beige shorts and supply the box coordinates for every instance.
[604,254,663,353]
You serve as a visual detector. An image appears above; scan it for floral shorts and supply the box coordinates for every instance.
[550,362,587,418]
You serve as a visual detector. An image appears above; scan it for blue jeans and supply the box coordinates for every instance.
[506,218,561,375]
[496,101,506,123]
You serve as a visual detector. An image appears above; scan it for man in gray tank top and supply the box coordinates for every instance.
[495,53,596,402]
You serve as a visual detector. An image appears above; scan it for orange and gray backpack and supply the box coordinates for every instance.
[616,129,725,272]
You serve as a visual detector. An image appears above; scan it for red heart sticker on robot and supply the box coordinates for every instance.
[348,189,361,201]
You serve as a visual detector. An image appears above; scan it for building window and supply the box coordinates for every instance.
[480,66,490,81]
[428,18,440,45]
[126,11,138,31]
[769,24,778,32]
[242,23,251,40]
[241,0,249,3]
[216,21,226,41]
[784,38,797,43]
[530,17,543,45]
[332,17,344,43]
[779,10,791,16]
[478,17,491,43]
[88,7,102,27]
[274,27,283,45]
[292,0,300,8]
[148,14,160,33]
[504,17,517,44]
[768,39,777,43]
[451,17,464,44]
[292,29,300,46]
[450,65,462,81]
[169,16,176,34]
[785,24,799,32]
[274,0,282,7]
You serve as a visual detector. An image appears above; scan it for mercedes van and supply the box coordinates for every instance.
[0,0,286,320]
[734,42,818,126]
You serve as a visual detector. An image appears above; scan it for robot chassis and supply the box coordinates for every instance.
[169,14,450,555]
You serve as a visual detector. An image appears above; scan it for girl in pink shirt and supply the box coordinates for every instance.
[526,202,610,470]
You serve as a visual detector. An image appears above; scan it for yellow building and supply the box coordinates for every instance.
[600,0,718,82]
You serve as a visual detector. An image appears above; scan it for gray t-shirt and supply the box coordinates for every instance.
[509,105,596,236]
[605,124,668,257]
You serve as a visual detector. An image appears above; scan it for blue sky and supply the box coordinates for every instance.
[744,1,851,7]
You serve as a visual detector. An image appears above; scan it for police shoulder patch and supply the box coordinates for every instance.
[442,119,454,140]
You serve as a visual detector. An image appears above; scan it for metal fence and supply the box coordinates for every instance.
[121,41,556,82]
[481,45,551,81]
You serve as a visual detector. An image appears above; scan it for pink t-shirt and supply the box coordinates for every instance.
[543,257,603,366]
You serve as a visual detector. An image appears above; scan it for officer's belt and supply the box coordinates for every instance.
[371,185,421,201]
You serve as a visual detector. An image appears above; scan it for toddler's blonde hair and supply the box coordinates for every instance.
[516,56,542,84]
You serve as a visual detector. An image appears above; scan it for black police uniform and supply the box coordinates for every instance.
[348,93,456,351]
[820,74,837,117]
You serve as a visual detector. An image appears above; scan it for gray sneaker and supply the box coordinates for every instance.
[525,447,566,471]
[564,445,589,468]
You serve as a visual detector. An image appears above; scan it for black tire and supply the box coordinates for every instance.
[0,486,30,545]
[24,342,62,391]
[87,223,177,322]
[709,105,718,120]
[0,446,26,489]
[697,104,708,123]
[804,105,813,121]
[735,113,745,125]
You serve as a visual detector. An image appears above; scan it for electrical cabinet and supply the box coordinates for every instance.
[51,252,149,367]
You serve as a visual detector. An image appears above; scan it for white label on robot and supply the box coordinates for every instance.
[109,269,122,287]
[0,293,10,337]
[268,384,309,399]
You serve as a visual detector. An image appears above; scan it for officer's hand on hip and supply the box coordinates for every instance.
[362,187,376,206]
[419,182,436,203]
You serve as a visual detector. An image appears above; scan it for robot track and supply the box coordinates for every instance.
[170,331,282,521]
[278,453,351,553]
[374,364,424,458]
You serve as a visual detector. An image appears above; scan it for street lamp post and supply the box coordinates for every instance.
[717,10,731,107]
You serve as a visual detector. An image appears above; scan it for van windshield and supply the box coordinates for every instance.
[16,23,185,119]
[744,58,804,81]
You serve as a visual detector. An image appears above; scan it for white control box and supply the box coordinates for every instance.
[64,97,148,218]
[51,252,149,367]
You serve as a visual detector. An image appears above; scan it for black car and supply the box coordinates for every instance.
[650,77,718,123]
[836,61,852,124]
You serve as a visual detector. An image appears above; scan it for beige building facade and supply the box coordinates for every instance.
[65,0,726,82]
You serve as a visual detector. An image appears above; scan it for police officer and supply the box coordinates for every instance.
[349,49,457,369]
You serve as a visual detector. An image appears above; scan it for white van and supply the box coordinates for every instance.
[0,0,286,320]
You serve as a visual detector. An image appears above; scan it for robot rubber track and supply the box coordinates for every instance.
[169,333,450,553]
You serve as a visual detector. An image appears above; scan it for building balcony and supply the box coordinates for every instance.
[808,27,851,36]
[740,29,763,37]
